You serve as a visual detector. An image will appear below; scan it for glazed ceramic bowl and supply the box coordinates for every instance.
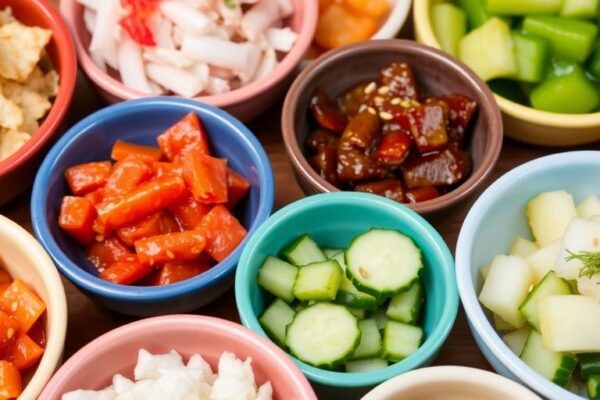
[0,215,67,400]
[282,39,503,215]
[456,151,600,399]
[373,0,413,40]
[363,366,541,399]
[31,97,274,317]
[414,0,600,147]
[0,0,77,206]
[38,315,317,399]
[59,0,318,122]
[236,192,458,395]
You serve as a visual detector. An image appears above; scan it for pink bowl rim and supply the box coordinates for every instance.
[60,0,318,107]
[38,315,317,399]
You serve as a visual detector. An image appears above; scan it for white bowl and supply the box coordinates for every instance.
[374,0,413,40]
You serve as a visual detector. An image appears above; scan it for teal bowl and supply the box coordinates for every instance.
[235,192,458,392]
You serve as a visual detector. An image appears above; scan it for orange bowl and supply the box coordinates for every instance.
[0,0,77,206]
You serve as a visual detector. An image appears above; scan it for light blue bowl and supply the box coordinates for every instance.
[455,151,600,400]
[235,192,458,392]
[31,97,274,316]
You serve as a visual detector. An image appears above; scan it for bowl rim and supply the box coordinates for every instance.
[38,315,317,399]
[0,0,77,177]
[59,0,318,106]
[455,151,600,400]
[372,0,413,40]
[282,39,503,215]
[413,0,600,127]
[235,191,459,387]
[362,366,542,399]
[0,215,68,400]
[30,97,274,302]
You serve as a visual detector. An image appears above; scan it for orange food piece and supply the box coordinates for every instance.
[134,231,206,265]
[157,112,211,160]
[58,196,96,246]
[226,169,250,210]
[315,4,378,50]
[64,161,112,196]
[87,237,135,270]
[4,332,44,371]
[100,259,153,285]
[0,281,46,333]
[0,361,21,400]
[102,155,153,197]
[111,140,163,164]
[0,311,18,351]
[319,0,336,11]
[344,0,390,18]
[182,149,228,204]
[116,211,179,246]
[153,161,183,178]
[83,189,104,206]
[168,195,212,230]
[96,174,187,230]
[198,205,247,262]
[157,261,211,285]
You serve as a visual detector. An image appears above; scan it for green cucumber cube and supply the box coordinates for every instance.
[347,307,365,319]
[282,234,326,266]
[432,3,467,57]
[386,281,423,324]
[486,0,563,15]
[520,330,577,387]
[511,31,550,83]
[323,248,343,258]
[382,321,423,362]
[351,319,382,360]
[257,256,298,303]
[292,260,343,301]
[519,271,572,331]
[588,375,600,399]
[561,0,600,18]
[259,298,296,347]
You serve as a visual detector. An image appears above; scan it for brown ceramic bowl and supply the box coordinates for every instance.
[281,39,503,215]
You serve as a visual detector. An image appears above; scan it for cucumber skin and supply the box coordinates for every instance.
[519,270,572,332]
[335,288,379,311]
[281,234,326,266]
[521,330,577,387]
[580,353,600,380]
[386,281,423,324]
[588,375,600,399]
[259,299,295,349]
[344,229,423,298]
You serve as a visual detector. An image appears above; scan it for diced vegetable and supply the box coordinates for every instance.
[4,332,44,371]
[102,155,153,197]
[64,161,112,196]
[555,218,600,281]
[521,329,577,387]
[225,169,250,210]
[198,205,247,262]
[386,281,423,324]
[579,353,600,379]
[100,260,153,285]
[0,280,46,332]
[0,311,19,350]
[345,358,388,373]
[323,248,342,259]
[458,0,490,29]
[519,271,572,331]
[503,326,531,355]
[58,196,96,246]
[588,375,600,399]
[494,313,515,331]
[560,0,600,18]
[315,4,379,51]
[87,237,134,270]
[0,361,21,399]
[351,319,382,360]
[480,264,491,280]
[156,261,210,285]
[309,89,347,134]
[332,252,378,311]
[382,321,423,362]
[486,0,563,15]
[525,239,562,283]
[479,255,533,328]
[111,140,163,164]
[157,112,210,160]
[257,256,299,303]
[511,31,550,83]
[509,236,539,258]
[168,195,212,230]
[281,235,326,267]
[577,195,600,219]
[259,298,295,348]
[182,150,228,204]
[292,260,343,301]
[116,211,179,247]
[135,231,206,265]
[526,190,577,246]
[432,3,467,57]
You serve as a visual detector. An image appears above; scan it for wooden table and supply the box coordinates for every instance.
[3,3,600,395]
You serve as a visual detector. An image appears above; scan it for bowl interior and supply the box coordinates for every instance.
[286,40,500,212]
[39,316,315,399]
[237,192,457,387]
[34,99,267,285]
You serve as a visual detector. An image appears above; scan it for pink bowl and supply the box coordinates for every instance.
[60,0,318,122]
[38,315,317,399]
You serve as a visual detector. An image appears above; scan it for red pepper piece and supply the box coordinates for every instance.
[198,205,247,262]
[156,261,212,285]
[182,149,228,204]
[406,186,442,203]
[152,161,183,178]
[379,62,419,100]
[168,195,212,230]
[96,174,187,230]
[116,211,180,246]
[111,140,163,164]
[408,103,449,154]
[376,131,412,166]
[64,161,112,196]
[309,147,339,185]
[119,0,159,46]
[355,179,406,203]
[305,129,339,152]
[309,89,347,134]
[226,169,250,210]
[3,331,44,372]
[102,155,153,198]
[58,196,96,246]
[441,94,478,145]
[157,112,211,161]
[338,110,381,151]
[87,237,135,270]
[100,259,154,285]
[402,147,468,188]
[135,231,206,265]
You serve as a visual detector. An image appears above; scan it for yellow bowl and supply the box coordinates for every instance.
[413,0,600,147]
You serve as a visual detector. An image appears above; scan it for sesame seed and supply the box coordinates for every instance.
[390,98,401,105]
[166,250,175,259]
[378,86,390,95]
[364,82,377,94]
[379,112,393,121]
[358,104,368,113]
[374,96,385,105]
[367,107,377,115]
[400,101,411,108]
[411,100,421,107]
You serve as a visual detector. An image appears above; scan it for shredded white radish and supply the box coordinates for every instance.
[79,0,298,98]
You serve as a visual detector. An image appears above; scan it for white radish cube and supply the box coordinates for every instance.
[526,239,561,283]
[577,195,600,219]
[509,236,539,258]
[526,190,577,246]
[479,255,533,328]
[493,313,514,331]
[577,274,600,301]
[540,295,600,353]
[502,326,530,356]
[134,349,183,381]
[555,218,600,280]
[480,263,491,281]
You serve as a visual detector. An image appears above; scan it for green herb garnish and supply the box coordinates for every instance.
[565,250,600,279]
[223,0,236,9]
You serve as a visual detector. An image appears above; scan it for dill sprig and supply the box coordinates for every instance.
[565,250,600,279]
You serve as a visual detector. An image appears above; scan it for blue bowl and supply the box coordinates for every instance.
[235,192,458,393]
[31,97,274,316]
[456,151,600,400]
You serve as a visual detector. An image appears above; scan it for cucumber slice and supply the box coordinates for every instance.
[579,353,600,380]
[509,236,539,259]
[257,256,298,303]
[286,303,360,368]
[432,3,467,57]
[346,229,422,297]
[348,307,365,319]
[503,326,531,356]
[386,281,423,324]
[259,298,295,347]
[351,319,382,360]
[323,248,343,259]
[519,271,572,331]
[382,321,423,362]
[282,234,326,266]
[345,358,388,373]
[292,260,343,301]
[333,252,378,310]
[588,375,600,399]
[520,330,577,387]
